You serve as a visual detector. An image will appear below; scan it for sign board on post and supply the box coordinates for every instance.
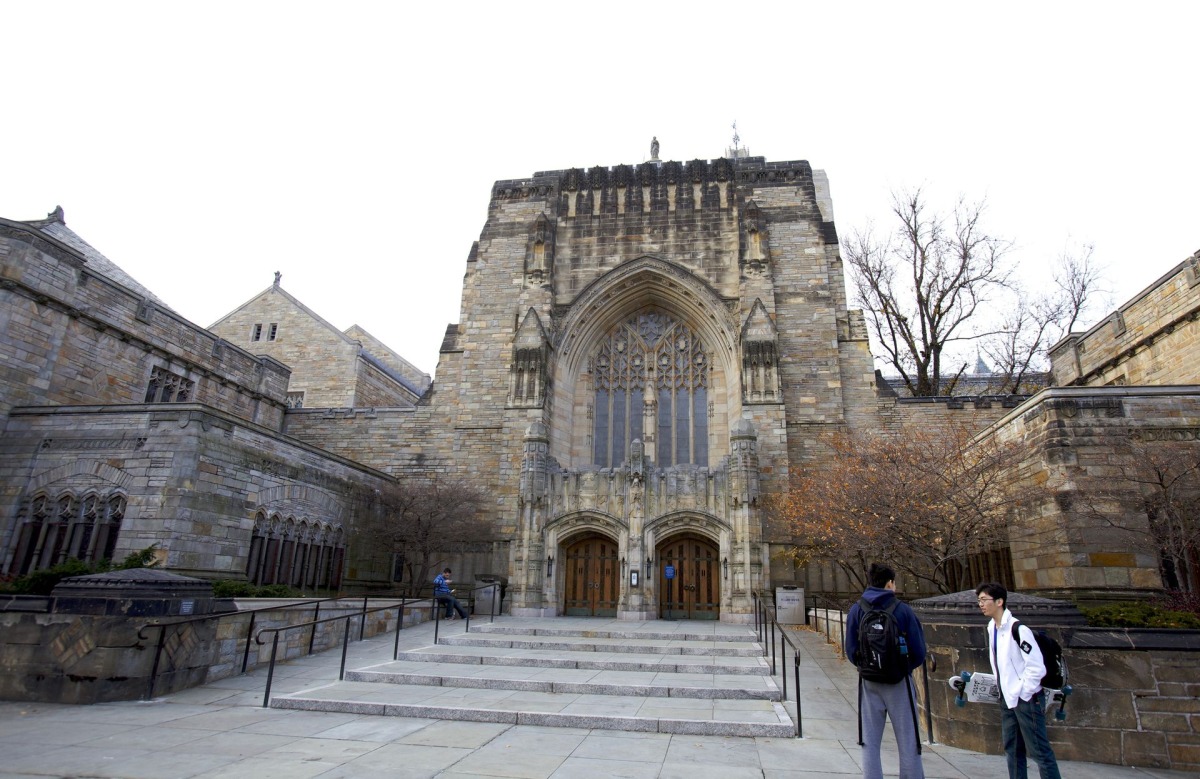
[774,587,805,625]
[664,565,675,579]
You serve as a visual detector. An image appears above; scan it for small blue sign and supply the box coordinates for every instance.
[664,565,675,579]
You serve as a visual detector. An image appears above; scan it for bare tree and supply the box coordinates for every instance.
[982,243,1104,394]
[1084,435,1200,593]
[845,188,1014,396]
[355,474,492,591]
[769,423,1023,594]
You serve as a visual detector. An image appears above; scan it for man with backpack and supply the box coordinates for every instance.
[846,563,927,779]
[976,582,1062,779]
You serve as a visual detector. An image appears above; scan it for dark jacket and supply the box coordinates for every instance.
[844,586,927,675]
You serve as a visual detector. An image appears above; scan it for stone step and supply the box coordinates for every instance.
[344,660,782,700]
[273,680,795,738]
[465,623,760,643]
[439,632,764,657]
[392,646,771,675]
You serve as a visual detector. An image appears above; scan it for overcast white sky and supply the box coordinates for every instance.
[3,2,1197,375]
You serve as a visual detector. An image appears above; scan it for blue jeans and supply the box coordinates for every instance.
[437,593,467,619]
[1000,691,1061,779]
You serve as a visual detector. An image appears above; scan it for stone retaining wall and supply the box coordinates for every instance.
[0,598,433,704]
[920,622,1200,772]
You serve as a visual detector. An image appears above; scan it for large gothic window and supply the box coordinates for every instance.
[591,309,709,468]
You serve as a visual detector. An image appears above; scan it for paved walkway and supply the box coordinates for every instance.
[0,616,1192,778]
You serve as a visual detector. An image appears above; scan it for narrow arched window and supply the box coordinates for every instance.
[591,309,709,468]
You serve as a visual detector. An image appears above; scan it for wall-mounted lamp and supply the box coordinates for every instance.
[546,555,554,577]
[621,556,627,572]
[645,556,653,573]
[723,557,729,580]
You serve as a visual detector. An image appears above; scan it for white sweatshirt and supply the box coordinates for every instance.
[985,608,1047,709]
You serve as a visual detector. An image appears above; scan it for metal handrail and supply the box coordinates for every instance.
[432,582,500,644]
[809,592,847,655]
[254,597,433,707]
[751,590,803,738]
[136,594,350,701]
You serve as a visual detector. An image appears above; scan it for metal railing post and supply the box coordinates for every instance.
[145,625,167,701]
[794,652,803,738]
[261,632,280,708]
[769,619,777,675]
[433,600,441,644]
[241,611,257,673]
[922,658,935,744]
[780,629,788,702]
[308,601,321,655]
[393,599,405,660]
[339,617,352,679]
[359,596,368,641]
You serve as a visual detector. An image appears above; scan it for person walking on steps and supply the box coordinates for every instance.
[434,567,467,620]
[976,582,1062,779]
[846,562,928,779]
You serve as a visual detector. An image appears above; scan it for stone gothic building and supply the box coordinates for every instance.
[271,155,895,621]
[3,154,1197,620]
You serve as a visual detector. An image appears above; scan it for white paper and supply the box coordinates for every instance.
[963,672,1000,704]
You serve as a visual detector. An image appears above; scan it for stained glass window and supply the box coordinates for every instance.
[591,310,708,467]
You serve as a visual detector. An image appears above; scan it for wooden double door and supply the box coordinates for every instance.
[658,535,720,620]
[563,535,620,617]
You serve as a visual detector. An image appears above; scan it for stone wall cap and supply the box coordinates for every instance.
[911,589,1088,627]
[52,568,213,597]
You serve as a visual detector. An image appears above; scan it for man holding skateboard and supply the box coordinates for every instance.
[846,563,927,779]
[976,582,1062,779]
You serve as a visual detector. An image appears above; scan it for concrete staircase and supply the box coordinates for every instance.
[272,618,796,737]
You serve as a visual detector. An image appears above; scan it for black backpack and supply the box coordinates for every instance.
[1011,622,1066,689]
[854,597,911,684]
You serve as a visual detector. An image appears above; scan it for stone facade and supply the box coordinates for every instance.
[208,282,429,409]
[1050,251,1200,387]
[281,157,917,621]
[914,592,1200,773]
[3,154,1197,616]
[0,213,392,587]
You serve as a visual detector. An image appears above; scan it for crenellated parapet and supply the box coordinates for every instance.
[489,156,818,212]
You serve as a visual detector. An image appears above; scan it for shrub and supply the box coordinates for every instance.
[211,580,254,598]
[11,558,94,595]
[6,544,160,595]
[1082,601,1200,629]
[1156,590,1200,618]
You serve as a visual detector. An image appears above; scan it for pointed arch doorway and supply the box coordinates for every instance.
[658,534,720,620]
[563,534,620,617]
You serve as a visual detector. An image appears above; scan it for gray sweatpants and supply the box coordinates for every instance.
[859,677,925,779]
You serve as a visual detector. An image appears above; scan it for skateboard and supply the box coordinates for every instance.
[947,671,1073,721]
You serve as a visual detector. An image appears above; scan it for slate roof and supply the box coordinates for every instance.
[27,207,173,311]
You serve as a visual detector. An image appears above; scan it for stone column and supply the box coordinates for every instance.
[726,418,762,621]
[511,421,554,616]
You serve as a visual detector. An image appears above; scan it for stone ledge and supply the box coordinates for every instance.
[1068,628,1200,651]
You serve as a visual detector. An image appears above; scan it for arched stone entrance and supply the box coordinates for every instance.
[657,533,720,620]
[562,533,621,616]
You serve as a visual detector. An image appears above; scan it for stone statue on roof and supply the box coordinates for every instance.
[650,136,660,161]
[274,271,282,286]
